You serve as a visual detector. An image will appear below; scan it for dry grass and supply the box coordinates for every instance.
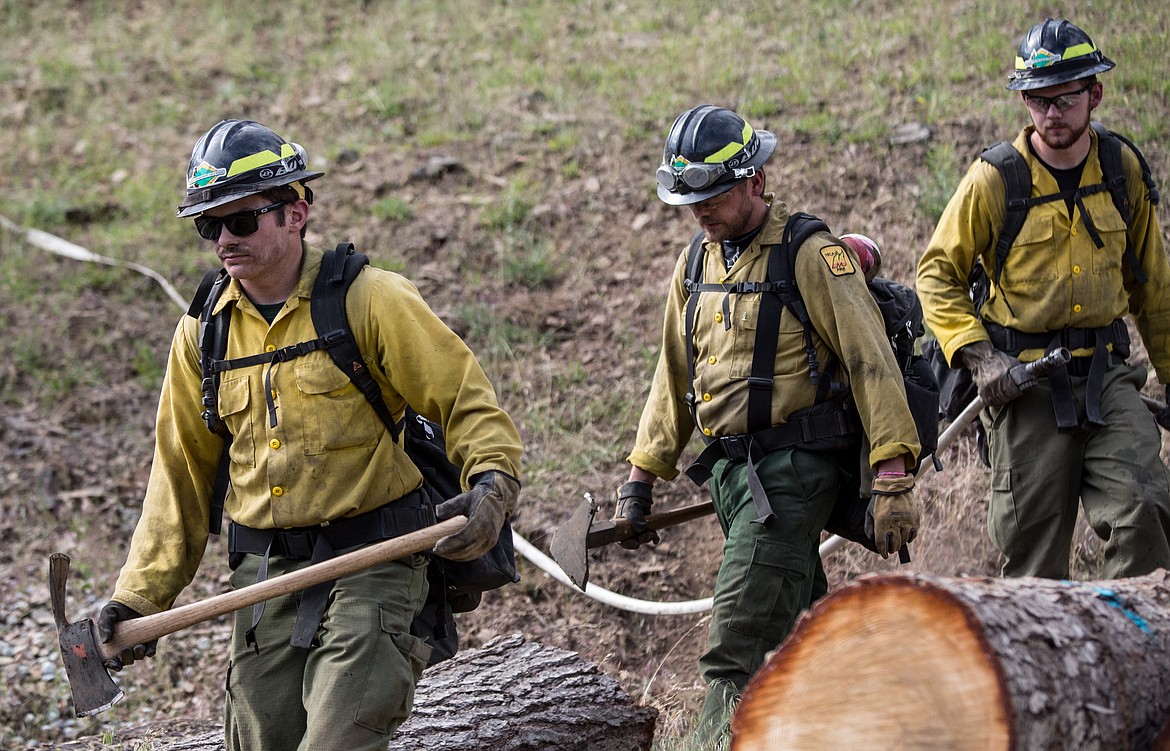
[2,2,1169,748]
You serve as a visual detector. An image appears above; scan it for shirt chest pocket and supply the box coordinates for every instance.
[1085,203,1128,277]
[294,359,382,455]
[728,295,807,379]
[1000,215,1059,289]
[218,375,256,468]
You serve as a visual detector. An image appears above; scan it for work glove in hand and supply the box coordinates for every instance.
[614,481,659,550]
[1156,385,1170,431]
[865,474,920,558]
[960,341,1028,408]
[435,471,520,562]
[97,601,157,672]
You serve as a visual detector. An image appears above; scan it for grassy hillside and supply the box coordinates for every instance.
[2,1,1168,747]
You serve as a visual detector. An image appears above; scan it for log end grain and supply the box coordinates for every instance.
[731,575,1011,751]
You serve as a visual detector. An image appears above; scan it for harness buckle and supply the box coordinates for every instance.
[747,376,773,391]
[717,435,751,461]
[275,530,316,559]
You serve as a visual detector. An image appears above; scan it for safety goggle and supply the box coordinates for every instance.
[1021,84,1091,113]
[193,201,287,241]
[656,159,756,193]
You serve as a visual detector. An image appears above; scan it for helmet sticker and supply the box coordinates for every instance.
[189,161,226,189]
[819,245,857,277]
[1025,47,1061,69]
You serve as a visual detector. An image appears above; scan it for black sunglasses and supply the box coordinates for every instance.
[194,201,287,241]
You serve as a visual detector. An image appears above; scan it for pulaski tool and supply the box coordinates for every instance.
[550,493,715,589]
[50,514,467,717]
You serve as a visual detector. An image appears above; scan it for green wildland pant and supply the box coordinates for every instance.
[982,362,1170,579]
[224,549,432,751]
[693,446,849,745]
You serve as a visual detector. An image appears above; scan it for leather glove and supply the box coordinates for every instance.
[960,341,1030,408]
[1156,385,1170,431]
[435,471,520,562]
[614,481,659,550]
[97,601,157,672]
[865,474,920,558]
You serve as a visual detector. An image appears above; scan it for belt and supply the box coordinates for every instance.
[228,491,436,558]
[986,320,1128,429]
[227,489,433,650]
[685,399,858,527]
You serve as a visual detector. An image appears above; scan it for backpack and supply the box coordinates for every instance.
[926,123,1160,451]
[187,243,519,665]
[682,213,940,554]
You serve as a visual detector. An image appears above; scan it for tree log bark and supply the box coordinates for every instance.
[55,634,656,751]
[732,570,1170,751]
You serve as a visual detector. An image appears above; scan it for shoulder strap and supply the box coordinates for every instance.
[1091,123,1150,284]
[979,141,1033,292]
[749,212,831,431]
[192,266,234,535]
[683,231,709,436]
[311,243,401,440]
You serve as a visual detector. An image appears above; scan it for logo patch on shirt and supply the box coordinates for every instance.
[819,245,856,276]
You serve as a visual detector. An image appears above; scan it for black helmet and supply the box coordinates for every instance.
[1007,19,1114,91]
[176,119,324,218]
[656,105,776,206]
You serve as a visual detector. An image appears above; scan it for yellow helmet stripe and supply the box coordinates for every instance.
[226,143,295,178]
[1062,41,1098,60]
[704,123,755,164]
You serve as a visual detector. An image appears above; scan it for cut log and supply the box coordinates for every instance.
[731,570,1170,751]
[53,634,657,751]
[388,633,657,750]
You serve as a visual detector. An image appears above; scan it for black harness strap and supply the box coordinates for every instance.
[190,267,235,534]
[311,243,401,440]
[1092,123,1149,284]
[680,213,837,525]
[981,123,1158,298]
[193,244,414,649]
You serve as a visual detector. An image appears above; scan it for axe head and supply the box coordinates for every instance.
[549,493,597,590]
[50,553,123,717]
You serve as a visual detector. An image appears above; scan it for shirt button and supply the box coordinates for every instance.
[1073,304,1083,313]
[271,389,277,400]
[703,428,712,436]
[708,355,717,365]
[1073,265,1081,274]
[714,312,723,323]
[265,344,276,352]
[702,393,712,402]
[272,486,284,497]
[270,438,281,449]
[1071,228,1078,237]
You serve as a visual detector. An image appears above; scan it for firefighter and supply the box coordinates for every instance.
[619,104,921,744]
[917,19,1170,580]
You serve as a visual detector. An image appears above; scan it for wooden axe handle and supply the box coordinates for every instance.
[585,502,715,549]
[103,515,466,661]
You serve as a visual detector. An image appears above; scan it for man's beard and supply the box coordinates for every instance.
[1036,117,1090,151]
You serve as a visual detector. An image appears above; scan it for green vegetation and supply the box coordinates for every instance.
[2,1,1167,747]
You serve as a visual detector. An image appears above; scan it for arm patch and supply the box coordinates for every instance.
[819,244,857,276]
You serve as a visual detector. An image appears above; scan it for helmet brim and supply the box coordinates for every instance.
[176,170,324,218]
[1006,57,1115,90]
[657,129,776,206]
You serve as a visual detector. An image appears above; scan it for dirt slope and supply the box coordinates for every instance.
[1,117,1136,747]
